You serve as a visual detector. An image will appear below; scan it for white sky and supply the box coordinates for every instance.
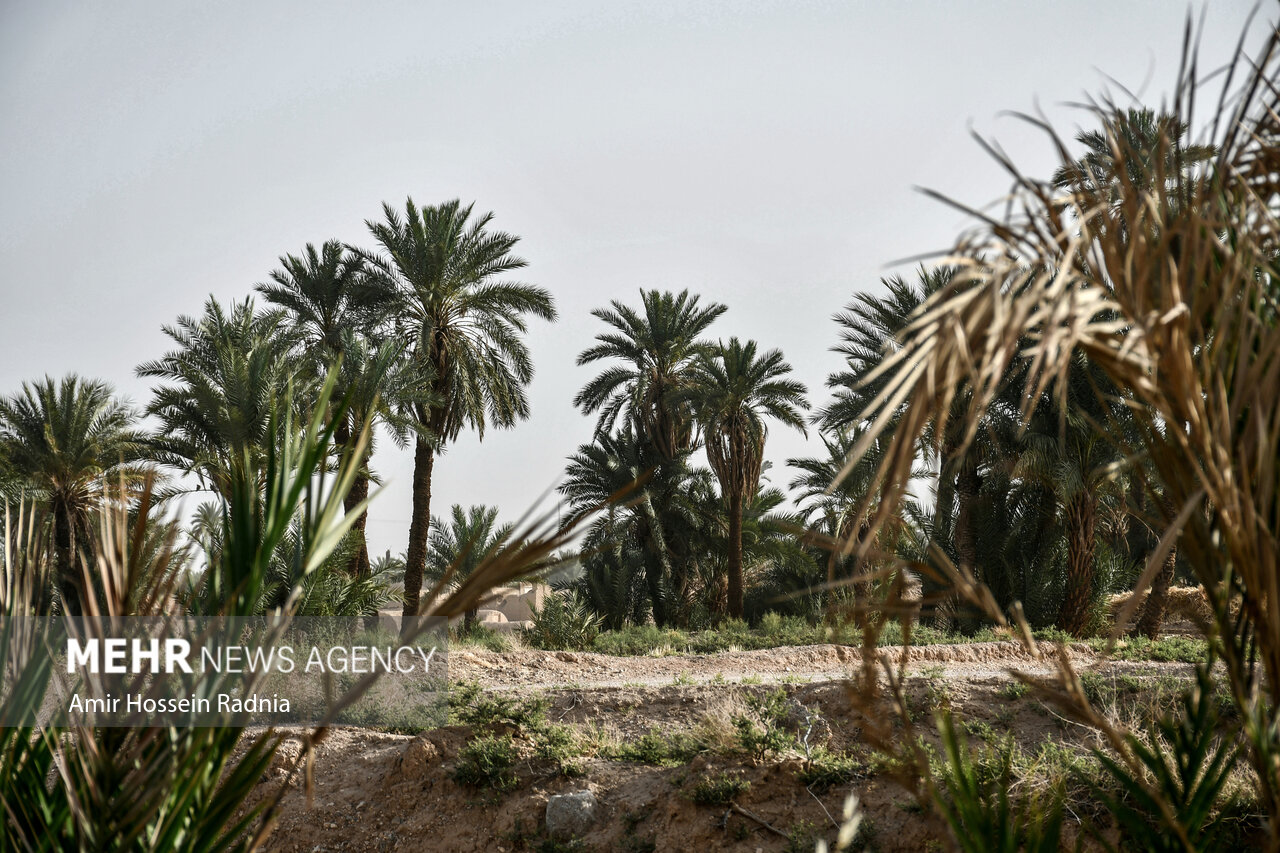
[0,1,1264,557]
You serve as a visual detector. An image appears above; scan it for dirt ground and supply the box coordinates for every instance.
[244,640,1195,852]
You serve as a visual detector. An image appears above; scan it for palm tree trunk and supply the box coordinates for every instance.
[53,504,82,628]
[727,488,744,619]
[1134,544,1176,639]
[345,467,371,577]
[1134,490,1178,639]
[1057,493,1097,636]
[942,452,981,629]
[401,437,434,637]
[637,495,673,627]
[333,417,371,580]
[954,457,981,578]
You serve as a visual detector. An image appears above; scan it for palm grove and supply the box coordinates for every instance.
[0,109,1205,642]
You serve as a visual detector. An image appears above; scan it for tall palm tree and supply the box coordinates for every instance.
[426,504,513,632]
[358,198,556,631]
[788,428,915,613]
[576,289,726,461]
[255,240,380,354]
[687,338,807,618]
[1053,108,1213,634]
[822,267,985,624]
[574,289,726,623]
[257,241,397,580]
[137,297,302,497]
[1011,360,1129,635]
[0,375,145,622]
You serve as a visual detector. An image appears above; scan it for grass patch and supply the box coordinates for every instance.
[612,727,705,766]
[689,771,750,806]
[798,747,866,792]
[1091,635,1208,663]
[451,623,514,652]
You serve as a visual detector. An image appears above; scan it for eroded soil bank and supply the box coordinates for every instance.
[245,641,1198,852]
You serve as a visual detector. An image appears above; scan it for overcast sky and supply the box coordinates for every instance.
[0,1,1264,557]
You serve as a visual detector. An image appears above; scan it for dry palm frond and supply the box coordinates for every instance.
[835,13,1280,850]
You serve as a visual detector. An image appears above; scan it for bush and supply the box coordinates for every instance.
[689,771,750,806]
[452,734,520,791]
[613,727,704,766]
[534,724,585,777]
[524,592,602,651]
[733,689,795,762]
[452,623,513,651]
[798,747,867,792]
[449,681,549,735]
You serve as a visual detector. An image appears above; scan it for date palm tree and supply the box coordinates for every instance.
[1052,107,1214,222]
[821,267,986,624]
[137,297,303,497]
[574,289,726,623]
[426,504,514,632]
[575,289,726,461]
[257,240,397,580]
[358,198,556,632]
[560,427,677,623]
[0,375,146,622]
[687,338,807,618]
[1052,108,1214,633]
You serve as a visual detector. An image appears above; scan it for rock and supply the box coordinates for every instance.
[398,738,440,780]
[545,790,598,840]
[477,609,508,624]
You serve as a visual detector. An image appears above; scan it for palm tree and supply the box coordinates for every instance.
[358,198,556,632]
[0,375,145,622]
[1053,109,1213,633]
[687,338,807,618]
[138,297,302,497]
[821,267,983,624]
[426,504,513,631]
[255,240,381,354]
[1010,360,1129,636]
[575,289,727,461]
[257,242,398,581]
[574,289,726,624]
[788,428,910,613]
[1052,107,1214,220]
[560,428,677,622]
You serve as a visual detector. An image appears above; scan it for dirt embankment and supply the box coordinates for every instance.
[247,641,1192,852]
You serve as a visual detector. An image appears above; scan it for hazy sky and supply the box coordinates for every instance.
[0,1,1263,557]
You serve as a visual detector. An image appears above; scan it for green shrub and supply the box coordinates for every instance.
[535,724,585,777]
[449,681,549,735]
[734,689,795,762]
[591,624,691,655]
[614,727,704,766]
[524,592,602,650]
[689,771,750,806]
[798,748,866,792]
[452,623,513,651]
[784,820,821,853]
[452,734,520,791]
[932,713,1064,853]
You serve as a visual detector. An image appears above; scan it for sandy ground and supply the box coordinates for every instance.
[244,640,1194,852]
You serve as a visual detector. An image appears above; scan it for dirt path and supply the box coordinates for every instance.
[447,640,1191,690]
